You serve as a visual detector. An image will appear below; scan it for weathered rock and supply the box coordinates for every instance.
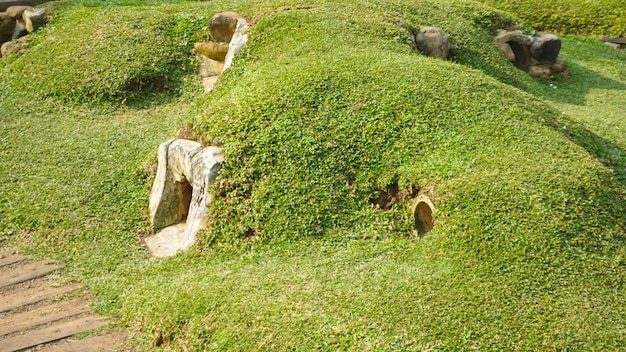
[202,76,219,92]
[223,18,248,70]
[22,6,44,32]
[495,30,533,70]
[530,34,561,63]
[194,41,229,61]
[12,18,25,38]
[0,12,16,43]
[413,26,450,60]
[1,40,22,56]
[528,64,551,79]
[208,11,245,43]
[494,30,533,46]
[495,41,515,62]
[412,195,434,236]
[4,5,27,18]
[550,58,566,73]
[197,53,224,78]
[0,0,50,12]
[604,41,621,50]
[147,139,224,257]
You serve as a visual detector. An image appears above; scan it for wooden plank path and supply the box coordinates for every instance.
[0,251,126,351]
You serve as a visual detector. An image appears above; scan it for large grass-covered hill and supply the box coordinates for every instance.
[1,0,625,350]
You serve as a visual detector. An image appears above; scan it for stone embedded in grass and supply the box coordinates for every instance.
[196,53,225,78]
[495,30,532,70]
[194,12,248,93]
[530,34,561,63]
[495,30,565,78]
[1,40,22,57]
[412,195,434,236]
[146,139,224,257]
[208,11,246,43]
[223,18,248,71]
[495,42,515,62]
[528,64,551,79]
[202,76,219,92]
[413,26,450,60]
[194,41,230,62]
[5,5,29,18]
[22,6,45,32]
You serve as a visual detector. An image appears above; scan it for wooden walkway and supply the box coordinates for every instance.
[0,251,125,351]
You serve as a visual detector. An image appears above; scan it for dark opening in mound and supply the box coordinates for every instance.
[176,180,193,223]
[412,196,434,236]
[507,40,531,70]
[125,76,167,93]
[369,181,419,210]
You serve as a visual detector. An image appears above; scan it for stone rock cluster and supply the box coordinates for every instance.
[412,26,450,60]
[495,30,566,79]
[0,4,45,58]
[146,139,224,258]
[194,12,249,92]
[399,23,450,60]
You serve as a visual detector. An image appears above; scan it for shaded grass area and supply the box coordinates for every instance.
[479,0,626,36]
[0,0,625,350]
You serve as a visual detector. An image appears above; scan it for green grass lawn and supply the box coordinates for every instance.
[1,0,625,350]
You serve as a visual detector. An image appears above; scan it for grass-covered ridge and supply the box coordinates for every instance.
[1,0,625,350]
[2,2,208,106]
[479,0,626,36]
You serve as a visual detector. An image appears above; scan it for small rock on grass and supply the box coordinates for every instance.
[1,40,23,57]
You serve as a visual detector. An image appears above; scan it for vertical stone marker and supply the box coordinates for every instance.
[195,11,249,92]
[145,139,224,257]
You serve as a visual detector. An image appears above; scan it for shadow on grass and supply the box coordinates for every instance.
[454,39,626,106]
[450,45,539,95]
[540,61,626,106]
[547,114,626,187]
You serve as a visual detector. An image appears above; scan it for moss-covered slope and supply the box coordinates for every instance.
[1,0,624,350]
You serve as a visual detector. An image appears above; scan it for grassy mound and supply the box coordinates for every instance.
[1,0,625,350]
[2,3,208,106]
[479,0,626,36]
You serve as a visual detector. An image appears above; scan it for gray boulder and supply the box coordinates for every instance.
[530,34,561,63]
[413,26,450,60]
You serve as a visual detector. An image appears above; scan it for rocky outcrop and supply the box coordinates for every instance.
[399,23,450,60]
[0,0,50,12]
[495,30,566,79]
[194,12,249,92]
[22,6,44,32]
[145,139,224,257]
[0,12,14,43]
[1,39,21,56]
[0,4,45,58]
[4,5,28,17]
[208,11,246,43]
[194,41,229,61]
[413,26,450,60]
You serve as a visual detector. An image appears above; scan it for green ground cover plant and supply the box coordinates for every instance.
[1,0,625,350]
[479,0,625,36]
